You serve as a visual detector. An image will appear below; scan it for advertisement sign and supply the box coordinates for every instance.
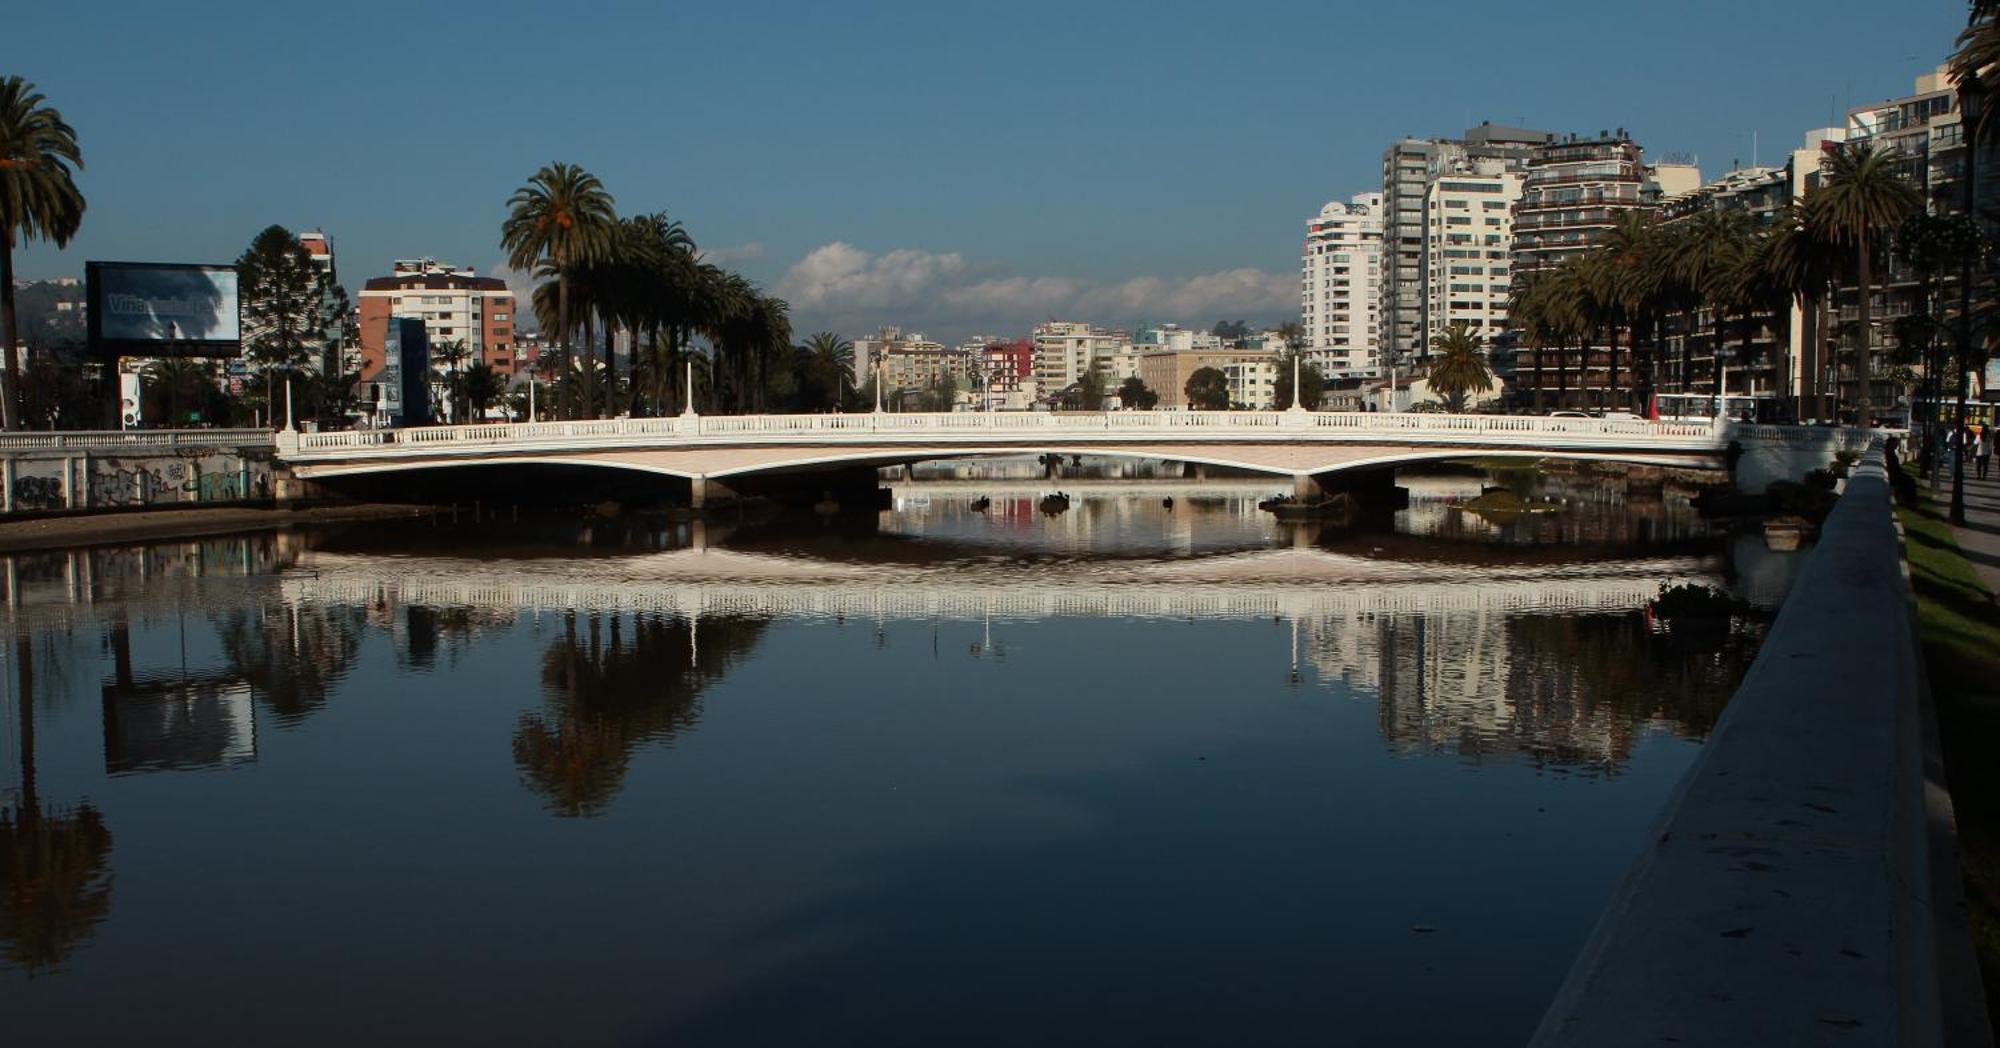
[87,261,241,356]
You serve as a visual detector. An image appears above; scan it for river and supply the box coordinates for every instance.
[0,460,1797,1045]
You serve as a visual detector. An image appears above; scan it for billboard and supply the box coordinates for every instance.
[87,261,241,356]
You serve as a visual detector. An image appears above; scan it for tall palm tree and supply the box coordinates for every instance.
[0,77,85,432]
[501,163,617,418]
[1602,211,1667,412]
[799,331,854,411]
[1764,197,1846,421]
[1428,321,1494,413]
[1670,209,1752,404]
[1811,142,1921,423]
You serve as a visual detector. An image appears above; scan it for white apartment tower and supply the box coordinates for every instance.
[1032,321,1130,390]
[1299,192,1383,378]
[1420,164,1522,349]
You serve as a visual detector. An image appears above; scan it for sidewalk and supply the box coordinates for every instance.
[1937,464,2000,598]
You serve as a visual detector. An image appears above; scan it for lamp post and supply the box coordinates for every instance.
[1953,68,1984,525]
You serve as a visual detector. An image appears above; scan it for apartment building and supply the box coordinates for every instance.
[1300,192,1383,377]
[1380,123,1553,366]
[1420,167,1521,355]
[357,259,517,385]
[1509,132,1699,408]
[1140,349,1270,409]
[1033,321,1131,390]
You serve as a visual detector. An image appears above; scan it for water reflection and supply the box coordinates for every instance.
[4,635,113,978]
[0,469,1800,1041]
[516,610,766,817]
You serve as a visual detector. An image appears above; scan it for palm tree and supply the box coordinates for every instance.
[0,78,84,433]
[1670,209,1752,404]
[1811,142,1921,422]
[501,163,617,418]
[141,357,215,426]
[799,331,854,411]
[1602,211,1667,412]
[1764,197,1846,421]
[1428,321,1495,413]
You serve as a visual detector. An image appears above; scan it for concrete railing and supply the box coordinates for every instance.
[277,410,1728,459]
[0,428,275,454]
[1530,442,1965,1045]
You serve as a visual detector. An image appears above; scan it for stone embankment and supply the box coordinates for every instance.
[1530,443,1986,1046]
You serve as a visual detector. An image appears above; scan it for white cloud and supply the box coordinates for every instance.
[775,243,1293,341]
[701,241,766,267]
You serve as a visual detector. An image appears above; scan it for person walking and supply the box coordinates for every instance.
[1978,423,1992,482]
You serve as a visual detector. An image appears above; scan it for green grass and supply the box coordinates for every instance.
[1899,491,2000,1032]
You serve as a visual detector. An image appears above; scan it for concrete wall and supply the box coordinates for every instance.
[1530,443,1971,1046]
[1,448,274,514]
[1731,424,1880,494]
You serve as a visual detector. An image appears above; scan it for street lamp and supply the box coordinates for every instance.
[1952,67,1984,525]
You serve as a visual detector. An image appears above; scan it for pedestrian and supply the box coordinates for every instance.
[1978,423,1992,481]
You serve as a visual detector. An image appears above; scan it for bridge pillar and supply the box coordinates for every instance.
[690,474,710,510]
[1293,473,1322,501]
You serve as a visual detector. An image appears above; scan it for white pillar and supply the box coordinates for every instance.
[284,379,296,432]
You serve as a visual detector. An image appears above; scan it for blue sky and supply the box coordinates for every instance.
[7,0,1972,342]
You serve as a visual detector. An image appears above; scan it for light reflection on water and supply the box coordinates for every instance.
[0,467,1793,1045]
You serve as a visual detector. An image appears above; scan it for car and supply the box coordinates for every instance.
[1548,410,1592,419]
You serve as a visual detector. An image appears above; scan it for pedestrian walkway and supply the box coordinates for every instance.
[1934,464,2000,598]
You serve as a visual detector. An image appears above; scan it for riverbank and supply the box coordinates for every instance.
[0,502,430,553]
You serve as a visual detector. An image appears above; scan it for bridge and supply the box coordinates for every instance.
[271,409,1867,505]
[0,412,1871,516]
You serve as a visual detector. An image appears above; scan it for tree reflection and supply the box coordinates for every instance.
[211,602,366,725]
[513,611,766,817]
[2,634,114,977]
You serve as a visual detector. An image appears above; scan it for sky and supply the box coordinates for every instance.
[6,0,1974,344]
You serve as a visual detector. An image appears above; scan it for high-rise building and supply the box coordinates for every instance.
[1511,132,1696,284]
[357,260,517,390]
[1834,64,1984,418]
[1420,167,1521,354]
[1299,192,1383,378]
[1380,124,1553,366]
[1509,132,1699,409]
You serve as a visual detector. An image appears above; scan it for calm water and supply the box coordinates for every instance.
[0,463,1794,1046]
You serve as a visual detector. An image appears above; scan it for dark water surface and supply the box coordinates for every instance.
[0,464,1795,1045]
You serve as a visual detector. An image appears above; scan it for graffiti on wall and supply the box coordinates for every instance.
[4,453,270,514]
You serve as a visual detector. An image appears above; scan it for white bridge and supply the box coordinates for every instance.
[268,410,1818,501]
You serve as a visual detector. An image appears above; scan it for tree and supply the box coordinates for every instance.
[1669,209,1752,401]
[141,357,216,426]
[799,331,854,411]
[1428,321,1495,412]
[1272,350,1325,409]
[502,163,617,418]
[1764,197,1847,421]
[1811,141,1921,422]
[461,362,505,421]
[1078,363,1107,410]
[1185,366,1230,410]
[1212,320,1249,342]
[1117,375,1158,410]
[0,77,85,432]
[238,225,330,425]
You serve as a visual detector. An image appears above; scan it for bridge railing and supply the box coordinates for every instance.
[0,429,275,454]
[279,410,1728,457]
